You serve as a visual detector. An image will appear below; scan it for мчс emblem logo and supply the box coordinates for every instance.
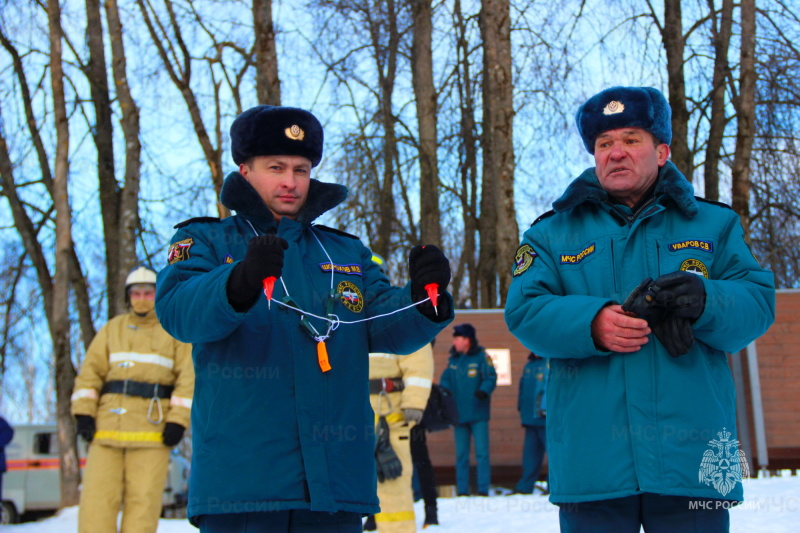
[513,244,537,276]
[680,258,709,278]
[337,281,364,313]
[698,428,749,497]
[167,238,193,265]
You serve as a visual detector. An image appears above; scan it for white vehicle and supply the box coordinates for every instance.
[1,423,189,524]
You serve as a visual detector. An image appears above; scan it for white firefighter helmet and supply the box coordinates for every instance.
[125,266,157,290]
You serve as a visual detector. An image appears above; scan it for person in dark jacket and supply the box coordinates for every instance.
[505,86,775,533]
[440,324,497,496]
[513,352,548,495]
[156,105,454,532]
[0,415,13,506]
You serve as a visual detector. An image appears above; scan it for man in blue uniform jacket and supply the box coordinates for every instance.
[505,87,775,533]
[440,323,497,496]
[156,105,454,532]
[514,352,548,495]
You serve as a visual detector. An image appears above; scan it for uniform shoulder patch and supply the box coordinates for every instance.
[167,238,194,265]
[532,210,556,226]
[695,197,733,210]
[174,216,221,229]
[513,244,538,276]
[312,224,360,240]
[485,355,494,367]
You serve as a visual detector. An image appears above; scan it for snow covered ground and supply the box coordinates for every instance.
[6,474,799,532]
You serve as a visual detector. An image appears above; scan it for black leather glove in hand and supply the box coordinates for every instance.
[651,271,706,322]
[652,315,695,357]
[75,415,96,443]
[474,390,488,400]
[375,416,402,482]
[162,422,186,447]
[408,245,452,321]
[621,277,668,326]
[227,234,289,310]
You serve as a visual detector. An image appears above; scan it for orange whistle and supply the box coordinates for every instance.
[317,341,332,372]
[424,283,439,315]
[263,277,276,308]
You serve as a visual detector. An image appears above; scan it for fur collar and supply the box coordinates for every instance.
[552,161,698,217]
[219,171,349,226]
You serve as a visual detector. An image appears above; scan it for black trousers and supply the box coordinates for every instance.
[409,425,437,511]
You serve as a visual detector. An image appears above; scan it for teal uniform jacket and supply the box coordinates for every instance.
[518,358,548,427]
[505,161,775,504]
[156,172,453,522]
[440,345,497,424]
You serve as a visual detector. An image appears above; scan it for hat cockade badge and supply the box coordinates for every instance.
[285,125,305,141]
[602,100,625,115]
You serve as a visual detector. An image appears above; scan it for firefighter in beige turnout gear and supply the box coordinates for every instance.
[71,266,194,533]
[369,340,434,532]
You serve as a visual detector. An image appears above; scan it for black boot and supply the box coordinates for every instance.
[423,506,439,528]
[363,514,376,531]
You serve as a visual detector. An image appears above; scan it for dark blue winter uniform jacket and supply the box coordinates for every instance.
[440,345,497,424]
[0,416,13,473]
[156,172,453,522]
[505,161,775,504]
[518,357,548,427]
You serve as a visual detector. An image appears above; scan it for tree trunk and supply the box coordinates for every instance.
[663,0,692,179]
[411,0,441,247]
[702,0,733,201]
[106,0,143,308]
[47,0,80,507]
[373,0,400,259]
[253,0,281,105]
[731,0,756,240]
[479,0,517,308]
[454,0,479,307]
[85,0,125,317]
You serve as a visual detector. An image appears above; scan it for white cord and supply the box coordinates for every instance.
[244,220,431,337]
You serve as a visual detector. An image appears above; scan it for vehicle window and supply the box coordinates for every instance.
[33,432,59,455]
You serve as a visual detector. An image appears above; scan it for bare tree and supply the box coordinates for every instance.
[136,0,229,218]
[702,0,733,201]
[479,0,517,307]
[731,0,756,238]
[47,0,81,507]
[253,0,281,105]
[411,0,441,247]
[659,0,692,179]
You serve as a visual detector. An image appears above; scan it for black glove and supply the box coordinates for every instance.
[162,422,186,447]
[75,415,96,443]
[474,390,488,400]
[408,245,452,321]
[621,277,667,326]
[375,416,402,482]
[227,234,289,310]
[651,272,706,322]
[652,315,696,357]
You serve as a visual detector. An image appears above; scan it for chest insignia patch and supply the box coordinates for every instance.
[513,244,537,276]
[561,243,596,264]
[468,368,478,377]
[320,262,363,276]
[167,238,194,265]
[680,258,709,278]
[338,281,364,313]
[224,253,234,264]
[669,240,713,253]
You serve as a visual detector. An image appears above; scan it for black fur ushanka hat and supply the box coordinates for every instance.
[230,105,324,167]
[576,86,672,154]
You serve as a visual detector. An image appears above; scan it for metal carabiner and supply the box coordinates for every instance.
[147,396,164,425]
